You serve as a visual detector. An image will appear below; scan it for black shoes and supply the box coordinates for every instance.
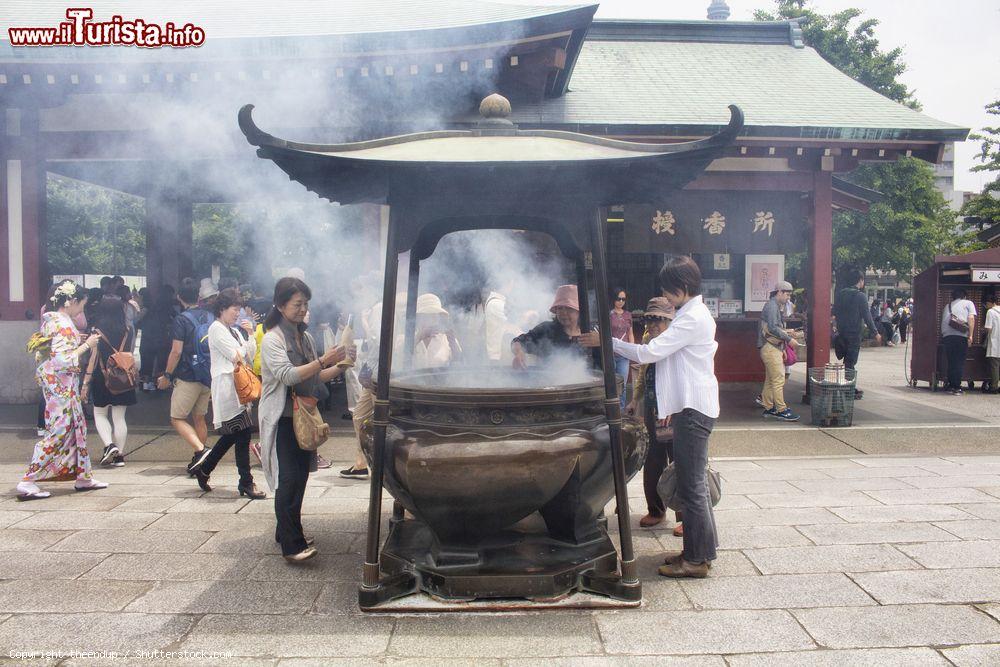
[339,466,369,480]
[187,448,212,476]
[100,444,120,466]
[111,453,125,467]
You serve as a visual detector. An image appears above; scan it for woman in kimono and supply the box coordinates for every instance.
[17,280,106,500]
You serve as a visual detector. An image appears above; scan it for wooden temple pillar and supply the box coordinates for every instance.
[0,107,47,320]
[145,193,193,289]
[805,168,834,398]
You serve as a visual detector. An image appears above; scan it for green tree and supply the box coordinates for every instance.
[192,204,252,281]
[755,1,969,282]
[960,100,1000,229]
[46,174,146,276]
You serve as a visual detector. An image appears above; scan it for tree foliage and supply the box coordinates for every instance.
[46,174,146,276]
[959,100,1000,228]
[755,1,972,282]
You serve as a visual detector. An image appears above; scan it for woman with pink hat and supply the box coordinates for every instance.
[511,284,597,368]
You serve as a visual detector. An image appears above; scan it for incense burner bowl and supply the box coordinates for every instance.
[362,368,646,565]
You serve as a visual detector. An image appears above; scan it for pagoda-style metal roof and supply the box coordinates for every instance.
[500,20,968,143]
[238,98,744,207]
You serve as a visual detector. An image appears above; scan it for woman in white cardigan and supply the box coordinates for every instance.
[188,289,263,498]
[259,277,349,563]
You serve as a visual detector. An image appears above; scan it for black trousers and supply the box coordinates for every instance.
[274,416,312,556]
[943,335,969,391]
[643,408,675,517]
[201,424,253,485]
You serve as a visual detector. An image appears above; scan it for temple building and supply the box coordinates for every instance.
[0,1,968,401]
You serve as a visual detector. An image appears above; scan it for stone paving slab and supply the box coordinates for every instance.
[717,480,801,495]
[941,644,1000,667]
[0,510,37,528]
[829,504,976,523]
[726,647,951,666]
[80,553,256,581]
[0,612,196,654]
[10,509,161,531]
[901,474,1000,488]
[125,580,324,614]
[0,551,107,580]
[797,522,960,545]
[953,503,1000,521]
[850,568,1000,604]
[0,579,150,613]
[598,609,815,655]
[864,488,999,505]
[820,466,938,479]
[716,525,813,550]
[897,540,1000,569]
[679,573,875,610]
[712,507,844,526]
[785,477,916,493]
[792,604,1000,648]
[977,602,1000,622]
[179,613,389,658]
[45,528,212,554]
[745,492,881,508]
[0,528,72,551]
[934,520,1000,540]
[742,544,920,575]
[389,613,602,658]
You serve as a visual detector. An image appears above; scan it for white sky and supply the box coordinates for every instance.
[517,0,1000,192]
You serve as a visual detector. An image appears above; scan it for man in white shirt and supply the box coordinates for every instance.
[984,292,1000,394]
[940,288,977,395]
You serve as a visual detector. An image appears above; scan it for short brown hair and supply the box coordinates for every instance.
[213,288,243,317]
[658,256,702,297]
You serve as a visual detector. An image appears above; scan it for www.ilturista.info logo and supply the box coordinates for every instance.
[8,8,205,48]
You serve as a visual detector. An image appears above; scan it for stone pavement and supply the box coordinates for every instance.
[1,453,999,664]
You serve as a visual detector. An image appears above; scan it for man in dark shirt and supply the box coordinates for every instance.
[833,267,882,399]
[156,277,214,472]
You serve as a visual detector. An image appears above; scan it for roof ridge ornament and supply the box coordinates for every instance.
[477,93,516,136]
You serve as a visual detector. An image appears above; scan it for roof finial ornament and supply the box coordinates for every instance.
[707,0,731,20]
[480,93,511,119]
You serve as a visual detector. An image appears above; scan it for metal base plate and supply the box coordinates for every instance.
[359,518,641,610]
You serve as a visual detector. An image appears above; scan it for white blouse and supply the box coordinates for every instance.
[207,319,257,427]
[612,295,720,419]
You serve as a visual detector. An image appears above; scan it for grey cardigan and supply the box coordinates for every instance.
[258,328,313,491]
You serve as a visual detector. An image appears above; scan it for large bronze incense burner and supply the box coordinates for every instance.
[239,95,742,609]
[362,369,647,590]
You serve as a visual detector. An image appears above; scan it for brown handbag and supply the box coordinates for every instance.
[228,327,261,404]
[292,392,329,451]
[233,359,261,404]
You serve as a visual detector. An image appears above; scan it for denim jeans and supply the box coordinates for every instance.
[614,355,630,408]
[671,408,718,563]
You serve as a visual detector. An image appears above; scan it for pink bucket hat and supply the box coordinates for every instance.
[549,284,579,313]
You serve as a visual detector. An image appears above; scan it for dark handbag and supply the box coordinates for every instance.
[219,409,253,435]
[947,303,970,335]
[657,462,722,512]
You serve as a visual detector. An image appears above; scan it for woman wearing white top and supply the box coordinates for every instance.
[189,289,264,498]
[588,256,720,578]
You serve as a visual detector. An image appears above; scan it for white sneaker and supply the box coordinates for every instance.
[74,479,109,492]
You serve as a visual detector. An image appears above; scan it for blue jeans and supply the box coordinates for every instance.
[672,408,718,563]
[614,355,630,408]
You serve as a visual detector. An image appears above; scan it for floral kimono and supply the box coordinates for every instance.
[23,311,93,482]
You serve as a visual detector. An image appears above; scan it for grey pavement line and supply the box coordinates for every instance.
[815,430,866,455]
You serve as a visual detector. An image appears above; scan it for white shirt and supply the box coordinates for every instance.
[941,299,977,338]
[414,333,453,368]
[207,320,257,427]
[612,295,720,419]
[484,292,507,361]
[985,305,1000,358]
